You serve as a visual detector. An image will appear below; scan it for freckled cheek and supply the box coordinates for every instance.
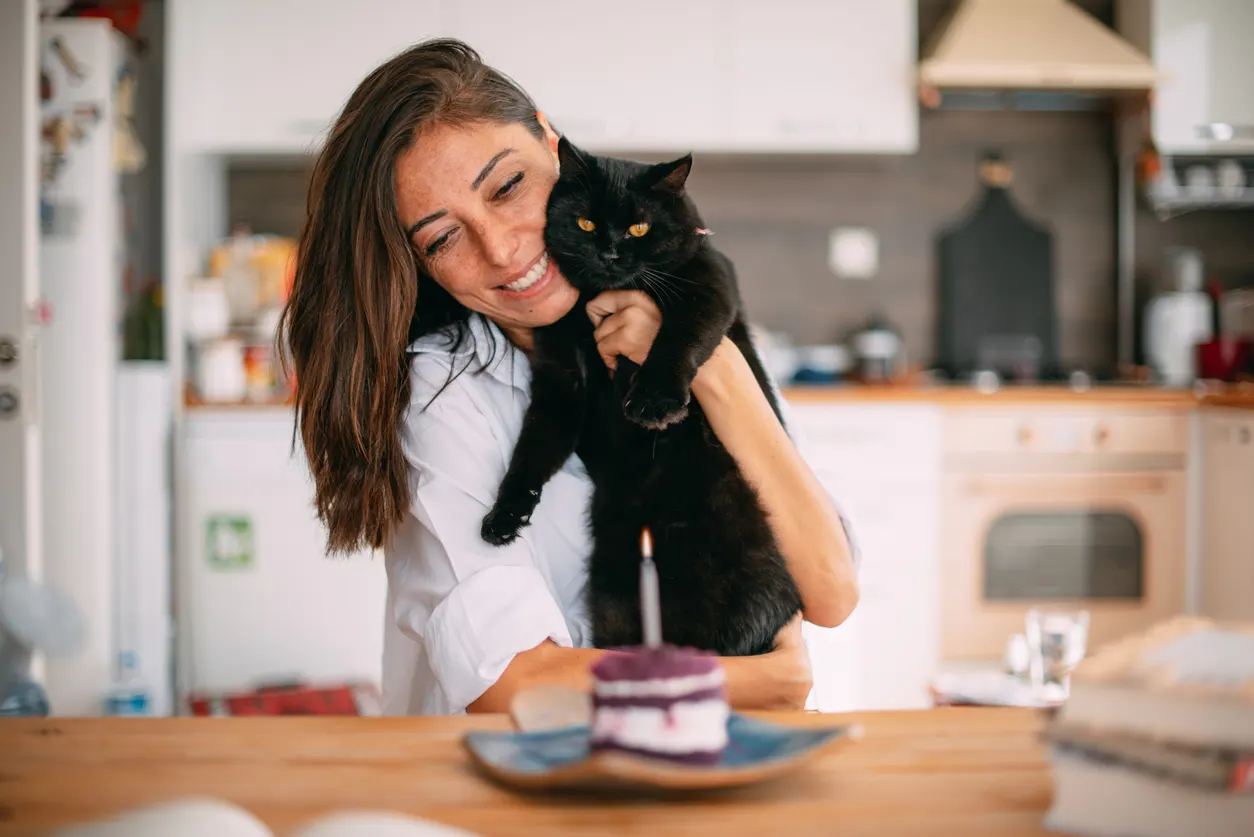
[521,184,553,233]
[428,252,491,299]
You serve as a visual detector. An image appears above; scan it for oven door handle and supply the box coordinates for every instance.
[963,473,1169,496]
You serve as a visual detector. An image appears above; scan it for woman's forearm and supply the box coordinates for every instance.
[467,641,606,713]
[467,636,811,714]
[690,338,859,628]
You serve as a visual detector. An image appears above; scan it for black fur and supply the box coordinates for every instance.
[480,137,801,656]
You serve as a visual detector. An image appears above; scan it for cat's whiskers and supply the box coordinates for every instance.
[642,268,694,302]
[643,266,704,289]
[636,270,681,307]
[639,271,680,306]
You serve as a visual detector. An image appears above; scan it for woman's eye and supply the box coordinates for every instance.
[425,229,454,257]
[577,217,596,232]
[627,221,650,237]
[494,172,523,199]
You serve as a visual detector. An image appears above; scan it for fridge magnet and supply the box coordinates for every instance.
[48,36,87,86]
[40,105,101,190]
[40,197,81,237]
[205,515,255,571]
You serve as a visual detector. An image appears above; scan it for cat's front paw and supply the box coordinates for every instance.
[623,378,691,430]
[480,490,540,546]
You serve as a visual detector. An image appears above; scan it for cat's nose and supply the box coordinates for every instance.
[600,250,619,263]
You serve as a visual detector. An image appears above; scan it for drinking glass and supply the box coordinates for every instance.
[1025,608,1090,699]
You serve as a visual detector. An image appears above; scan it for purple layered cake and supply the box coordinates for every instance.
[589,645,729,765]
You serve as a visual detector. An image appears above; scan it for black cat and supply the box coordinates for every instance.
[480,137,801,657]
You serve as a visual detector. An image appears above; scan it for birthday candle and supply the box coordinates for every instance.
[639,527,662,648]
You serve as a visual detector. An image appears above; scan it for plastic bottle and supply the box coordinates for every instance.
[104,651,152,716]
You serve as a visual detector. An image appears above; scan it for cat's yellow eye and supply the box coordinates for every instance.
[577,217,596,232]
[627,222,651,237]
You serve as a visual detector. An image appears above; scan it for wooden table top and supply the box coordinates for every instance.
[0,707,1055,837]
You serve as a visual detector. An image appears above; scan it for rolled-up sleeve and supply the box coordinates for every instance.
[422,564,570,712]
[392,371,573,713]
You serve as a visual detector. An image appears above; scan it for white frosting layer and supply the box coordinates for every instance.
[590,699,730,754]
[592,667,726,699]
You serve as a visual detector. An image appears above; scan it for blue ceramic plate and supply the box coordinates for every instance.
[463,714,861,793]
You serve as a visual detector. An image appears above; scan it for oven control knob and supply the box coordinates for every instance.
[0,387,18,420]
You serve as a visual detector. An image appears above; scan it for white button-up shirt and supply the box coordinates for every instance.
[381,316,857,715]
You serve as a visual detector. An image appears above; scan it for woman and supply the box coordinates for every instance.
[282,39,860,716]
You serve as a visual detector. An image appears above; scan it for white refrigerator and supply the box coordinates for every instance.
[6,14,173,716]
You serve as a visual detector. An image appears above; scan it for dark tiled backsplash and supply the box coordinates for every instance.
[229,108,1254,371]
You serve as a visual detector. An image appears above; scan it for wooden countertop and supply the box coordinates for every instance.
[781,382,1254,409]
[781,384,1198,406]
[182,380,1254,413]
[0,708,1054,837]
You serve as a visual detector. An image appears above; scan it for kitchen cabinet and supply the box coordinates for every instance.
[721,0,918,153]
[178,410,387,699]
[166,0,917,155]
[1199,408,1254,621]
[443,0,724,154]
[1119,0,1254,154]
[167,0,447,152]
[786,401,943,712]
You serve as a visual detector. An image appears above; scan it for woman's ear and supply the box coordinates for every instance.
[536,111,560,167]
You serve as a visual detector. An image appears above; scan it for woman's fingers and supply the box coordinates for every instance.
[592,310,632,344]
[770,612,812,708]
[597,330,644,371]
[586,289,658,328]
[774,612,806,650]
[587,291,662,371]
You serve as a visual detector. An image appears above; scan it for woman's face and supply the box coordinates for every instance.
[395,117,579,342]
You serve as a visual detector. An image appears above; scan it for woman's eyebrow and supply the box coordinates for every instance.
[405,148,518,237]
[407,209,446,238]
[471,148,515,190]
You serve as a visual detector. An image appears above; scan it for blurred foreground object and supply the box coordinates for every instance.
[0,547,85,715]
[1044,616,1254,836]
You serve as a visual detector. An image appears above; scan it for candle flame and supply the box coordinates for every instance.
[640,526,653,560]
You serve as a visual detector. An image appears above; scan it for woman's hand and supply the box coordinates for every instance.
[763,613,814,708]
[585,290,662,372]
[721,613,813,710]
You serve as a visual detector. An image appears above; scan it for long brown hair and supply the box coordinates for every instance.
[280,39,544,554]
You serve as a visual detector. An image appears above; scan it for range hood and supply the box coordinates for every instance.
[919,0,1159,93]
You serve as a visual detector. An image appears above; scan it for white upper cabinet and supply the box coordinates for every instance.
[444,0,724,154]
[168,0,917,155]
[1119,0,1254,154]
[720,0,918,153]
[169,0,446,152]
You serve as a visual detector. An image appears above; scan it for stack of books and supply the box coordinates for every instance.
[1044,616,1254,837]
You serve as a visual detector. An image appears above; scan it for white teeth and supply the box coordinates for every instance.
[504,253,549,292]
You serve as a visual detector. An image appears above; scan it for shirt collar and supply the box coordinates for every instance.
[406,315,530,392]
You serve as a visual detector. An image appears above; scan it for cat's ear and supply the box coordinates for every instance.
[556,135,586,175]
[648,154,693,194]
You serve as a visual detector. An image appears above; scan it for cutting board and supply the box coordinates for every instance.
[936,163,1057,376]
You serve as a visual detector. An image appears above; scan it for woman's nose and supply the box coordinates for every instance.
[477,221,520,269]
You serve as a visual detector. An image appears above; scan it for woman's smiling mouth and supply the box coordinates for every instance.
[499,252,553,298]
